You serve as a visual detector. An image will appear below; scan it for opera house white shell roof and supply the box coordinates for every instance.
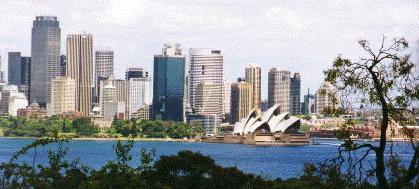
[233,104,301,135]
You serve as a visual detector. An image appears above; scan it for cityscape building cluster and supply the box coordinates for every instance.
[0,16,340,134]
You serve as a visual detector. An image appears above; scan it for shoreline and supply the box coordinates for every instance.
[0,136,194,143]
[1,136,413,143]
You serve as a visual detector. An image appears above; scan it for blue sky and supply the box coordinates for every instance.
[0,0,418,99]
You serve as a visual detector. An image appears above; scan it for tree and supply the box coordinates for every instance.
[324,36,418,188]
[72,117,99,136]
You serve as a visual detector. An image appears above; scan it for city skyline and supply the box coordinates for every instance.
[1,0,417,100]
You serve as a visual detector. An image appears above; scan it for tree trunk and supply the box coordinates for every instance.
[376,108,389,189]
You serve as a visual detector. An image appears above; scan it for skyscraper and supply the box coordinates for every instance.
[51,77,76,115]
[230,80,253,123]
[30,16,61,107]
[95,50,114,78]
[152,44,185,121]
[290,73,301,115]
[66,33,93,115]
[94,50,114,102]
[245,64,261,109]
[189,48,223,126]
[20,57,31,98]
[8,52,22,86]
[126,67,151,117]
[268,67,290,113]
[7,52,31,97]
[222,81,231,122]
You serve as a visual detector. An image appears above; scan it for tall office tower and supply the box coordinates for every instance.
[30,16,61,107]
[222,81,231,122]
[66,33,93,115]
[152,44,185,121]
[230,81,253,123]
[114,79,127,103]
[303,89,315,115]
[315,81,339,114]
[8,52,22,85]
[268,67,290,113]
[95,50,114,78]
[195,81,223,133]
[245,64,261,109]
[94,50,114,102]
[51,77,76,115]
[290,73,301,115]
[20,57,31,98]
[59,55,66,76]
[189,48,223,125]
[126,67,151,117]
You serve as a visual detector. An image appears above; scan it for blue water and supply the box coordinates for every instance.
[0,138,414,179]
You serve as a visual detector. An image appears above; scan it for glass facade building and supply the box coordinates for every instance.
[152,44,185,121]
[30,16,61,107]
[290,73,301,115]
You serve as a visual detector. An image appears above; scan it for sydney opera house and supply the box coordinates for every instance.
[206,104,309,145]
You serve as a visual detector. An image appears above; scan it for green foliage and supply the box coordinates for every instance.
[72,117,99,136]
[109,119,204,139]
[0,116,70,137]
[323,36,419,189]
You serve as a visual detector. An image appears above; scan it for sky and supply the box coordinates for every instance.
[0,0,418,99]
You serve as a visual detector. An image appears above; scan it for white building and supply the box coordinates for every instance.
[189,48,223,127]
[0,85,28,116]
[9,93,28,116]
[127,77,151,117]
[315,81,339,114]
[100,84,116,115]
[222,80,231,120]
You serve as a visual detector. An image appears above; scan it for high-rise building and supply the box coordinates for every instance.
[8,52,22,86]
[152,44,185,121]
[290,73,301,115]
[126,67,151,117]
[20,57,31,98]
[95,50,114,78]
[268,67,290,113]
[230,81,253,123]
[245,64,261,109]
[30,16,61,107]
[194,81,223,133]
[51,77,76,115]
[315,81,339,114]
[222,81,231,122]
[94,50,114,102]
[66,33,93,115]
[114,79,127,103]
[189,48,223,126]
[59,55,66,77]
[100,84,116,116]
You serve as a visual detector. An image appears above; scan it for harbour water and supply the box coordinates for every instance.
[0,138,414,179]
